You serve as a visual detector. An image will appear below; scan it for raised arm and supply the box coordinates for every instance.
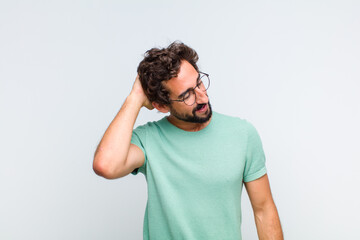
[93,75,153,179]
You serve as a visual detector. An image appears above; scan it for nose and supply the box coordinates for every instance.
[194,87,208,104]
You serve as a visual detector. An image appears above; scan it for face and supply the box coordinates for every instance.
[163,60,212,123]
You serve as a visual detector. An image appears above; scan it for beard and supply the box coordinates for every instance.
[169,100,213,124]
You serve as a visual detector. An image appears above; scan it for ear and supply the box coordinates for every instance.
[152,102,170,113]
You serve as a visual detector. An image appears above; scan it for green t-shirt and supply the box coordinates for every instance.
[130,111,267,240]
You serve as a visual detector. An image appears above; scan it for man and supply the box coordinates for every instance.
[93,41,283,240]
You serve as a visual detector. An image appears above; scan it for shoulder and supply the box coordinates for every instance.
[212,111,262,140]
[133,117,166,133]
[213,111,250,130]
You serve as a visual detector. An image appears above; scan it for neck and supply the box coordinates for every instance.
[167,115,212,132]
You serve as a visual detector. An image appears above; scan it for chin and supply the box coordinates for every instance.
[170,101,213,124]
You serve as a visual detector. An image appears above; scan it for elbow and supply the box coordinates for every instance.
[253,201,277,219]
[93,159,106,177]
[93,158,109,178]
[93,157,121,179]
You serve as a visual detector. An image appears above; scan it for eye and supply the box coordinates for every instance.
[183,91,191,100]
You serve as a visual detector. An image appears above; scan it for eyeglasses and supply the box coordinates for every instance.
[169,71,210,106]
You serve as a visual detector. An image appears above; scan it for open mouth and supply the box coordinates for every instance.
[196,104,207,112]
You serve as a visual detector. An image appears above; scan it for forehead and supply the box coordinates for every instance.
[163,60,198,96]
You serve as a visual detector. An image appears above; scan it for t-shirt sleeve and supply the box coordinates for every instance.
[243,121,267,182]
[130,124,147,176]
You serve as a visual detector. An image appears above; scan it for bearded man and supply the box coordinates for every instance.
[93,41,283,240]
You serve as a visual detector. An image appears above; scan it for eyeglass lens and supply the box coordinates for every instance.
[184,74,210,105]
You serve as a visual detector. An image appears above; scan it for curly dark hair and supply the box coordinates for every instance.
[137,41,199,106]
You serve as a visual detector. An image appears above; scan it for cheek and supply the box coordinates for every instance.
[190,105,198,112]
[172,103,196,113]
[182,106,194,113]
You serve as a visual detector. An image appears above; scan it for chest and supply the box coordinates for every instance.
[146,134,247,190]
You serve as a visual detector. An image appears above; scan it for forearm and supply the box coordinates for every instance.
[93,93,143,176]
[254,202,284,240]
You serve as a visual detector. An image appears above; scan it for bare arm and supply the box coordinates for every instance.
[244,174,284,240]
[93,75,153,179]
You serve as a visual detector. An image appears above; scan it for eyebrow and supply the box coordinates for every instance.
[177,73,201,99]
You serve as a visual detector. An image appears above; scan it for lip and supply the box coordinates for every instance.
[196,104,207,113]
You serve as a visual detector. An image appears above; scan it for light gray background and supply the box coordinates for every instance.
[1,0,359,239]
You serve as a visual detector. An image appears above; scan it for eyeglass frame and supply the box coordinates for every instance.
[168,71,210,106]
